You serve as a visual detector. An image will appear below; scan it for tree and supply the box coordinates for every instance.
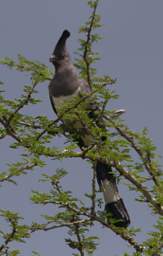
[0,0,162,255]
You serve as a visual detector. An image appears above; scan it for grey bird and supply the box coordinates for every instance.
[48,30,130,227]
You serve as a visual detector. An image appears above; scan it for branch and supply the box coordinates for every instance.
[48,179,144,253]
[114,161,163,215]
[115,125,159,186]
[0,133,6,140]
[0,117,21,143]
[7,82,38,125]
[31,219,90,232]
[0,222,16,253]
[0,163,36,184]
[91,167,96,216]
[83,0,99,87]
[93,215,144,253]
[74,222,85,256]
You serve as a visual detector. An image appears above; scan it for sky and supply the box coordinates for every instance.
[0,0,163,255]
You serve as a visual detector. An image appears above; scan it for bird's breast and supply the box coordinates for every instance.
[52,86,81,111]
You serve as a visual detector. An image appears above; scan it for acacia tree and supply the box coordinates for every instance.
[0,1,162,255]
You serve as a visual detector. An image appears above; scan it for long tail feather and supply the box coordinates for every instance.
[96,161,130,227]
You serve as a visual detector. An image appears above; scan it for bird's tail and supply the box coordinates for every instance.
[96,161,130,227]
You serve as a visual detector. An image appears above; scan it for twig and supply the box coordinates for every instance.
[0,117,21,143]
[0,222,16,253]
[17,121,41,129]
[0,131,6,140]
[114,161,163,215]
[74,222,85,256]
[31,219,90,232]
[83,0,99,87]
[91,167,96,216]
[114,125,159,186]
[7,82,38,125]
[0,163,36,183]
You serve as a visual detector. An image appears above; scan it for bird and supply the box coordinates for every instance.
[48,30,130,227]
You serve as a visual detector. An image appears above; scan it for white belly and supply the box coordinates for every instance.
[52,87,81,110]
[52,87,95,146]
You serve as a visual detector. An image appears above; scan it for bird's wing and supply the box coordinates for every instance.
[49,91,58,115]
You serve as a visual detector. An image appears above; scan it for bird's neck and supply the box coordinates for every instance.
[54,58,71,72]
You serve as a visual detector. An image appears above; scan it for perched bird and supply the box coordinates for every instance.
[48,30,130,227]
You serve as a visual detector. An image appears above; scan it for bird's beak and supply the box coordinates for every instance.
[49,55,55,63]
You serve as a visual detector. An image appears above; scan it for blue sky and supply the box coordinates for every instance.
[0,1,163,255]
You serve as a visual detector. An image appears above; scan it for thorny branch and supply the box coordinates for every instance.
[7,82,38,126]
[91,167,96,216]
[0,117,21,143]
[83,0,99,87]
[0,163,36,183]
[113,161,163,215]
[0,81,39,144]
[114,125,159,186]
[74,222,85,256]
[0,221,16,254]
[48,179,144,253]
[30,219,90,233]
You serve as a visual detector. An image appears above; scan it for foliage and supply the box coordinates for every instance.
[0,0,162,255]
